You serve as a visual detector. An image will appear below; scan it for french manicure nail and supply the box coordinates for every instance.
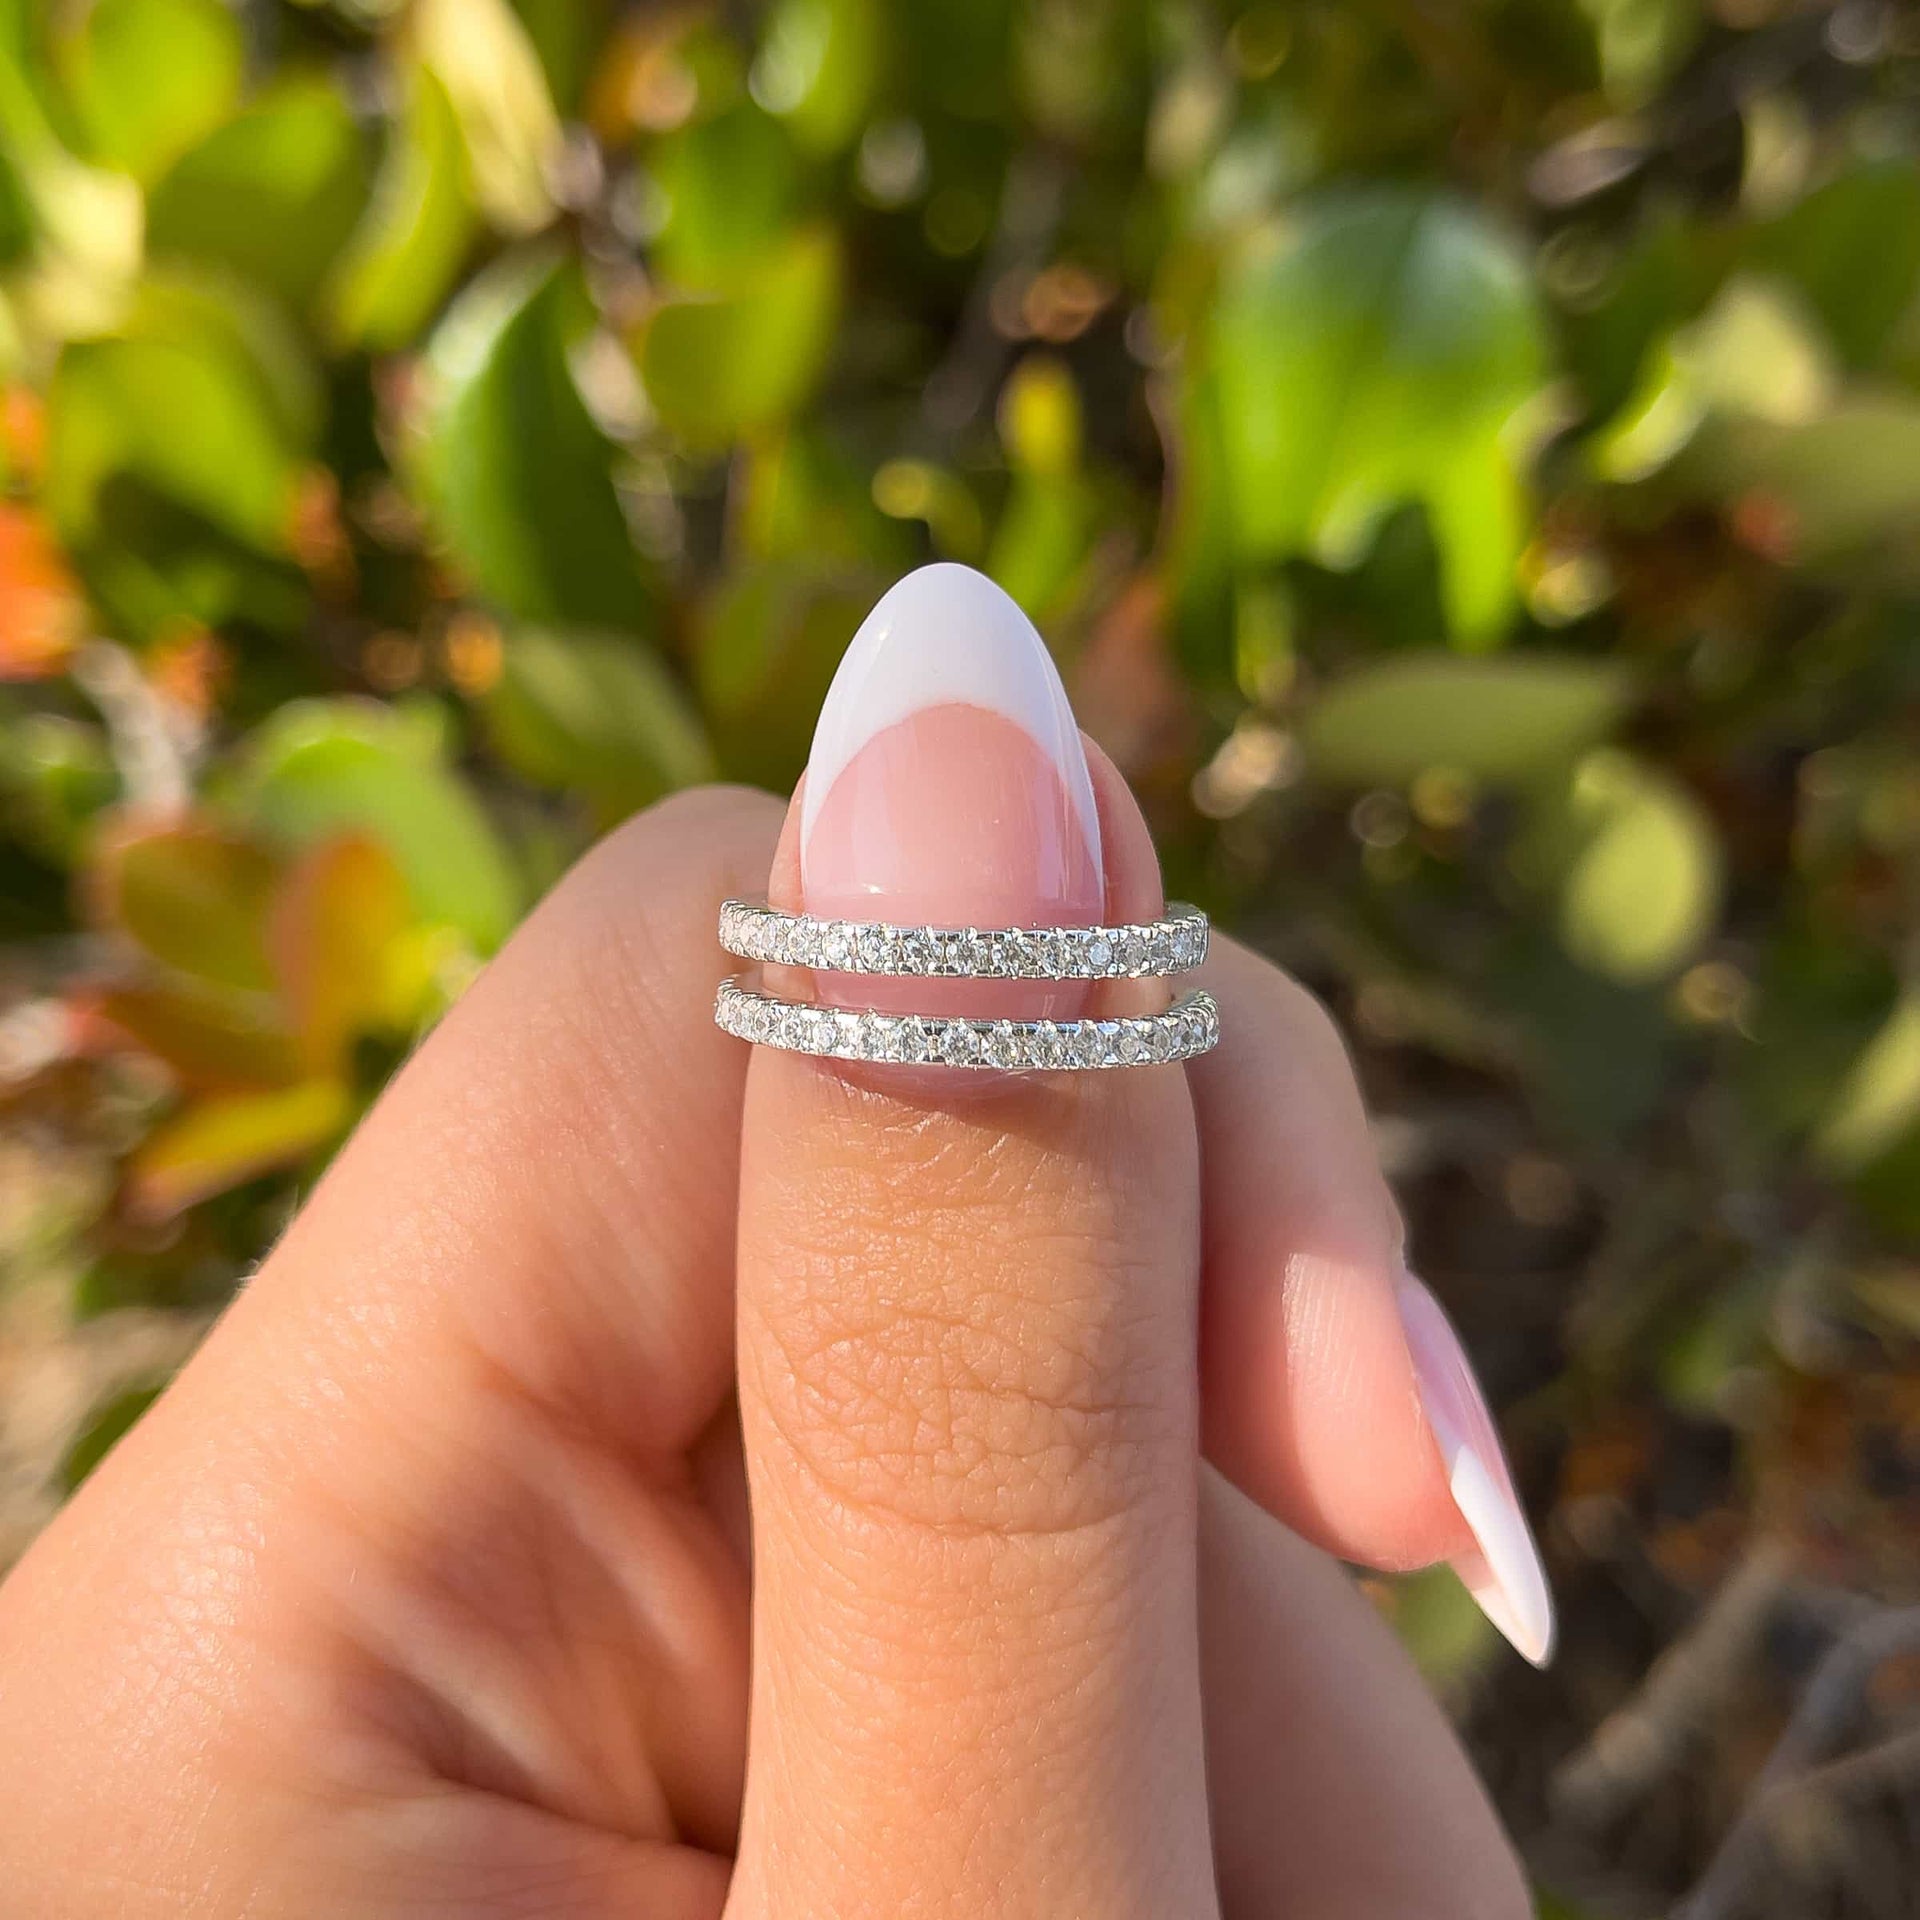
[1396,1271,1556,1667]
[801,564,1103,1016]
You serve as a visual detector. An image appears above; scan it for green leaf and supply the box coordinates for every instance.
[127,1077,350,1220]
[988,358,1094,621]
[1558,750,1720,984]
[1817,988,1920,1173]
[1303,654,1633,787]
[146,78,370,311]
[1679,399,1920,586]
[1388,1564,1497,1689]
[0,42,142,338]
[481,626,715,827]
[1210,188,1547,644]
[415,0,559,236]
[1748,161,1920,371]
[93,820,279,993]
[45,271,320,554]
[638,224,840,444]
[326,64,475,352]
[58,0,242,185]
[1578,0,1700,108]
[696,563,875,791]
[650,100,800,289]
[752,0,884,154]
[233,699,521,952]
[60,1380,165,1490]
[419,248,652,631]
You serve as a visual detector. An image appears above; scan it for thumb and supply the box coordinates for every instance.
[727,567,1216,1919]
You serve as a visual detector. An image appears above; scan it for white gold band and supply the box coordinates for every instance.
[714,978,1220,1071]
[718,899,1208,979]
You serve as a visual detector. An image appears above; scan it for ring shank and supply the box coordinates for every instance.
[714,978,1219,1071]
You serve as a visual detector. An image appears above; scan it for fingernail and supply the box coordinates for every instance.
[802,564,1103,1014]
[1396,1272,1555,1667]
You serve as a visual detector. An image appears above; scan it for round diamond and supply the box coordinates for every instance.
[939,1022,981,1066]
[1118,1023,1150,1065]
[1085,935,1115,974]
[819,925,854,970]
[986,1022,1024,1069]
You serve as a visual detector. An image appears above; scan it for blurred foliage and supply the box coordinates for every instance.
[5,0,1920,1907]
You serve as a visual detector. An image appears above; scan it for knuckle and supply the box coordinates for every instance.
[744,1086,1196,1540]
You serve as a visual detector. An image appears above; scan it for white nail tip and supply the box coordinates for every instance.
[1447,1449,1556,1667]
[799,563,1103,883]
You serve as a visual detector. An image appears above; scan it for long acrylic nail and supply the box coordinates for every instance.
[801,563,1103,1017]
[1396,1271,1555,1666]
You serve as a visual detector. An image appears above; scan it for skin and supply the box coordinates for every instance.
[0,773,1530,1918]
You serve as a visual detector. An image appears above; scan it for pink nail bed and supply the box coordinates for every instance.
[800,564,1104,1019]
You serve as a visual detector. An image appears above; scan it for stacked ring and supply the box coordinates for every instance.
[713,898,1217,1071]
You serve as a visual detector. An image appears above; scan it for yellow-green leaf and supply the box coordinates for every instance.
[1559,750,1721,984]
[127,1077,350,1219]
[638,224,840,444]
[1304,654,1633,788]
[1210,187,1546,645]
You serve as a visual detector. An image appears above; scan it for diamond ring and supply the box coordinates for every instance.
[715,978,1219,1071]
[717,899,1209,979]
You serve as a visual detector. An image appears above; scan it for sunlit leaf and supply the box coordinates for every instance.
[233,699,520,952]
[1748,159,1920,371]
[420,248,652,630]
[696,563,874,790]
[415,0,560,237]
[1558,750,1720,984]
[1210,187,1547,645]
[1303,654,1632,787]
[1679,399,1920,584]
[0,45,142,338]
[1817,988,1920,1173]
[91,819,278,992]
[266,834,417,1075]
[146,77,369,310]
[58,0,242,185]
[650,100,800,289]
[1577,0,1700,109]
[326,64,474,352]
[1387,1564,1497,1689]
[46,271,320,554]
[988,355,1093,620]
[482,625,714,827]
[752,0,883,154]
[89,977,297,1092]
[127,1076,349,1220]
[637,224,840,443]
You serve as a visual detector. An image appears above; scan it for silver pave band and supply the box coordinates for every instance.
[714,978,1220,1070]
[718,898,1209,978]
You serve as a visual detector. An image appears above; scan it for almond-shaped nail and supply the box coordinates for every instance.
[1396,1271,1555,1667]
[801,563,1103,1017]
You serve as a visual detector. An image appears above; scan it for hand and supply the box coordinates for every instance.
[0,568,1544,1917]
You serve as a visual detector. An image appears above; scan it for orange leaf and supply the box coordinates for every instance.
[127,1079,351,1220]
[90,980,299,1093]
[90,818,281,993]
[267,834,413,1074]
[0,505,85,680]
